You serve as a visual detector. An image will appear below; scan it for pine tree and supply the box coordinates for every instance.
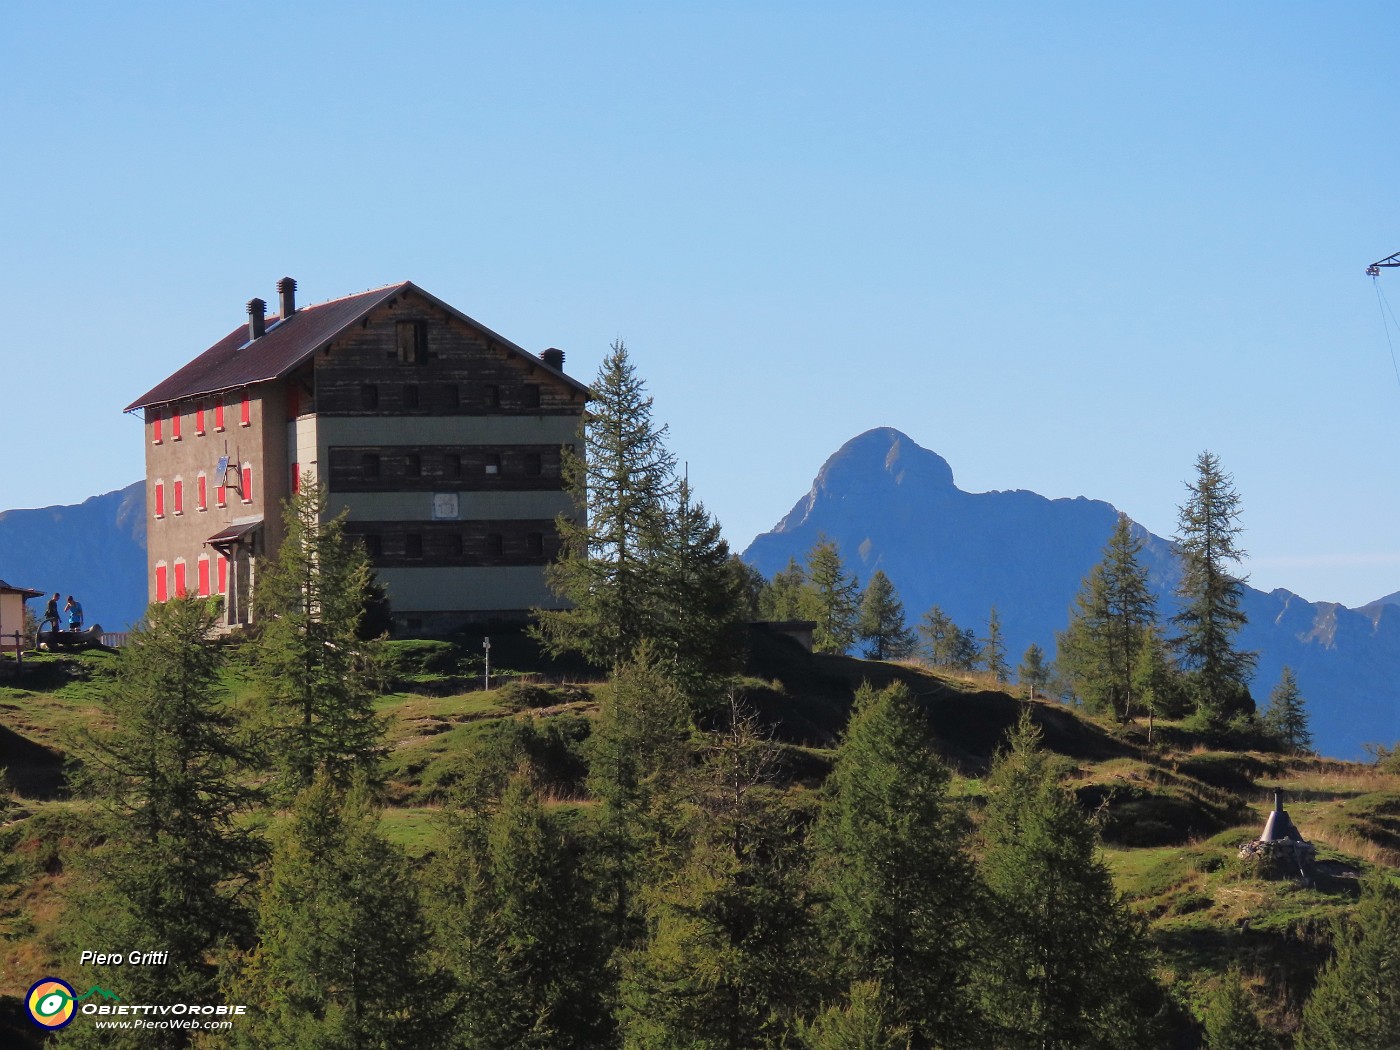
[983,606,1010,683]
[812,682,982,1046]
[253,475,385,797]
[619,703,816,1048]
[855,571,918,660]
[433,769,611,1050]
[1261,666,1312,755]
[799,981,912,1050]
[1173,452,1257,724]
[1057,514,1157,721]
[1201,968,1273,1050]
[760,557,809,621]
[1131,625,1190,742]
[1018,643,1051,698]
[917,605,957,666]
[65,597,261,1048]
[536,340,678,667]
[1296,877,1400,1049]
[974,713,1166,1050]
[233,775,450,1049]
[803,537,860,655]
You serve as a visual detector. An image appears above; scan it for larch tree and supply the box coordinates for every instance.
[1056,514,1158,721]
[1172,452,1257,724]
[252,475,385,797]
[759,557,808,621]
[536,340,677,668]
[812,682,983,1047]
[1018,643,1051,699]
[803,537,860,655]
[1201,968,1274,1050]
[855,570,918,660]
[983,607,1010,683]
[917,605,958,666]
[974,713,1167,1050]
[1296,877,1400,1050]
[1261,666,1312,755]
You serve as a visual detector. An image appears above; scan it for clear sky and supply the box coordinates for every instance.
[5,4,1400,607]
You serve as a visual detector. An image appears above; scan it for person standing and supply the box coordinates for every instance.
[41,593,60,635]
[65,596,83,633]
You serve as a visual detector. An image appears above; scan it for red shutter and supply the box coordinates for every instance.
[217,556,227,595]
[198,474,207,511]
[242,466,253,502]
[217,483,226,507]
[196,401,206,434]
[173,479,183,514]
[153,410,163,443]
[215,398,225,430]
[240,395,250,427]
[154,482,164,518]
[198,557,211,597]
[172,410,182,440]
[173,561,186,598]
[155,564,168,602]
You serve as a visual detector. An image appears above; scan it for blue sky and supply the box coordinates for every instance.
[5,3,1400,606]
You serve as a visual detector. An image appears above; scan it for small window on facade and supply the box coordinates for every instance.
[155,563,169,603]
[484,453,500,475]
[240,394,251,427]
[154,480,165,518]
[405,534,424,559]
[448,533,464,557]
[196,400,206,435]
[173,559,187,598]
[215,398,225,431]
[361,384,379,410]
[484,384,500,409]
[152,409,163,444]
[362,453,380,479]
[217,481,227,508]
[526,532,544,557]
[364,534,383,559]
[172,409,182,441]
[445,453,462,477]
[406,453,421,478]
[197,473,208,512]
[242,465,253,504]
[197,555,211,598]
[443,384,460,411]
[217,555,228,595]
[524,452,542,477]
[397,320,428,365]
[487,533,504,556]
[173,477,184,515]
[403,384,419,410]
[522,384,541,409]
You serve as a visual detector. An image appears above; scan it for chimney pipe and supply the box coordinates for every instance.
[247,298,266,341]
[277,277,297,319]
[541,347,565,371]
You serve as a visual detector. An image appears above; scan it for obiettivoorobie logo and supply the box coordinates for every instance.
[25,978,122,1029]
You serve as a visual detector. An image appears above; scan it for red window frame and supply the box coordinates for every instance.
[240,395,250,427]
[217,555,227,595]
[155,564,168,603]
[197,474,207,511]
[152,410,163,444]
[195,400,206,435]
[214,398,225,431]
[198,556,211,598]
[242,465,253,503]
[216,481,226,508]
[173,560,187,598]
[172,410,182,441]
[173,478,184,515]
[154,481,165,518]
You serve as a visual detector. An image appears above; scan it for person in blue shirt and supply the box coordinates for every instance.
[64,596,83,633]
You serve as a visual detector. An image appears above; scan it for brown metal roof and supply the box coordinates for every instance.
[0,580,44,599]
[125,281,587,412]
[205,518,264,550]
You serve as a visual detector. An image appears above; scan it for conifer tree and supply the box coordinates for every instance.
[536,340,678,667]
[954,626,982,671]
[1201,968,1273,1050]
[983,606,1010,683]
[1296,877,1400,1050]
[917,605,957,666]
[760,557,809,621]
[855,571,918,660]
[803,537,860,655]
[433,768,611,1050]
[1261,666,1312,755]
[65,597,261,1048]
[1131,625,1189,741]
[619,704,815,1048]
[812,682,982,1047]
[1018,643,1051,698]
[1057,514,1157,720]
[253,475,384,797]
[233,775,449,1049]
[1172,452,1257,724]
[974,713,1166,1050]
[799,981,912,1050]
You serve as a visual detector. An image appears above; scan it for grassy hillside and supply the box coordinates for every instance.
[2,631,1397,1045]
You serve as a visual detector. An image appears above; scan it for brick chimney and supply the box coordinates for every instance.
[277,277,297,319]
[541,347,565,371]
[247,298,266,341]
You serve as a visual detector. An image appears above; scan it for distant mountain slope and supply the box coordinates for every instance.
[742,427,1400,759]
[0,483,146,631]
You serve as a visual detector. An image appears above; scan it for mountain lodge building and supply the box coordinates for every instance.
[125,278,587,634]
